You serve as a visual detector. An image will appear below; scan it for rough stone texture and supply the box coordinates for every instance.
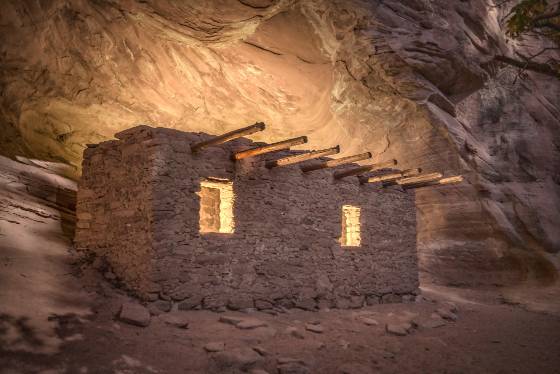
[385,322,411,336]
[75,126,418,308]
[74,129,156,293]
[1,0,559,286]
[119,302,151,327]
[211,347,264,372]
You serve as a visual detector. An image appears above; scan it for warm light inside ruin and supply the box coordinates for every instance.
[340,205,361,247]
[198,179,235,234]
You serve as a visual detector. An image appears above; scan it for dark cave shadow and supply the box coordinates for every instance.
[0,313,45,351]
[0,313,89,373]
[56,186,76,240]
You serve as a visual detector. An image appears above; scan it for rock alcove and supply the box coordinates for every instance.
[1,0,559,287]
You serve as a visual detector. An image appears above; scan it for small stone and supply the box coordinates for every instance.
[170,286,190,301]
[399,311,419,325]
[361,317,379,326]
[305,323,324,334]
[338,363,372,374]
[212,347,263,371]
[145,282,161,293]
[204,342,225,352]
[277,357,307,365]
[435,308,458,321]
[349,295,364,309]
[119,302,150,327]
[249,370,270,374]
[286,326,305,339]
[382,350,395,359]
[385,322,411,336]
[295,298,316,311]
[227,296,254,311]
[148,300,172,315]
[260,309,278,316]
[177,296,201,310]
[381,294,402,304]
[252,346,267,356]
[219,315,245,326]
[254,299,273,310]
[442,301,459,313]
[365,295,380,305]
[402,294,415,303]
[144,293,159,302]
[159,313,189,328]
[278,362,310,374]
[236,318,267,330]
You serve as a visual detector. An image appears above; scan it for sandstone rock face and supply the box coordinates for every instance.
[1,0,558,285]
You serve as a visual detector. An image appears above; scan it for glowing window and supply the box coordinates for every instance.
[198,178,234,234]
[340,205,361,247]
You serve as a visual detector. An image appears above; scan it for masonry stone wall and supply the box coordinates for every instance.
[75,125,419,310]
[75,128,158,293]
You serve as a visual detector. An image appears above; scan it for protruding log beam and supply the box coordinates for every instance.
[265,145,340,169]
[300,152,372,173]
[395,172,443,186]
[333,159,398,180]
[359,168,422,184]
[402,175,464,190]
[191,122,266,152]
[232,136,308,160]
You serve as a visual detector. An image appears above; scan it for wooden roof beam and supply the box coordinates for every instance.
[333,159,398,180]
[232,136,308,160]
[191,122,266,152]
[265,146,340,169]
[359,168,422,184]
[402,175,464,190]
[300,152,373,173]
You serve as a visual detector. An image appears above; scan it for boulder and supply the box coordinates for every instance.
[211,347,263,372]
[204,342,225,352]
[435,308,458,321]
[305,323,324,334]
[119,302,150,327]
[385,322,411,336]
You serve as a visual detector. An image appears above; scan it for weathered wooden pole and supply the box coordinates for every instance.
[333,159,398,180]
[191,122,266,152]
[402,175,463,190]
[395,172,443,186]
[232,136,308,160]
[265,145,340,169]
[300,152,372,173]
[359,168,422,184]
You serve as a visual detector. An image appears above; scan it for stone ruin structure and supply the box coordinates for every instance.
[74,125,419,311]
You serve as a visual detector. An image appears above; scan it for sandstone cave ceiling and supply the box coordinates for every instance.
[0,0,559,285]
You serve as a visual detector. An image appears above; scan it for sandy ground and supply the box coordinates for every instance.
[1,156,560,373]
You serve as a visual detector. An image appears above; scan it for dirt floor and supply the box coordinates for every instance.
[1,156,560,374]
[2,281,560,374]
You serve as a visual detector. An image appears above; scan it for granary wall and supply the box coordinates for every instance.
[75,125,419,310]
[74,128,157,292]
